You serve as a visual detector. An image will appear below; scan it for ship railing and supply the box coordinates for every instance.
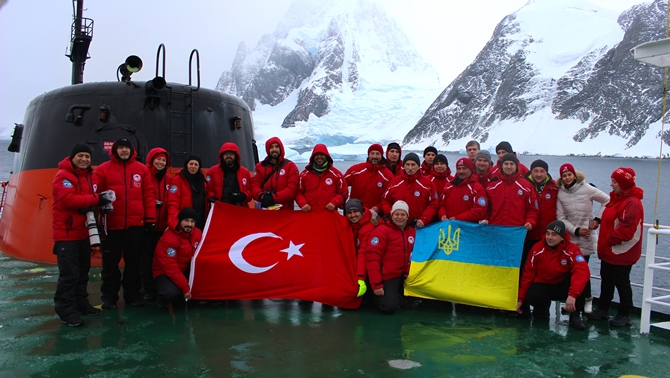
[640,224,670,334]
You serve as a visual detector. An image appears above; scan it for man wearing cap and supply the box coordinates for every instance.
[465,141,480,161]
[490,141,529,181]
[517,220,590,330]
[345,199,376,297]
[381,153,437,228]
[296,144,348,212]
[474,150,495,188]
[344,144,393,216]
[93,138,157,309]
[384,142,404,176]
[421,146,438,176]
[523,159,559,269]
[484,153,538,230]
[53,143,110,326]
[206,142,252,207]
[365,200,416,314]
[152,207,203,307]
[251,137,299,210]
[439,158,487,222]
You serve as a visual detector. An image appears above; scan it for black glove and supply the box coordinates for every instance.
[97,194,111,207]
[209,196,218,203]
[231,192,247,203]
[260,193,275,208]
[145,222,156,233]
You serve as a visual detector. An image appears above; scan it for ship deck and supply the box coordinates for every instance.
[1,253,669,377]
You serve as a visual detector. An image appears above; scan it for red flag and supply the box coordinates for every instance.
[189,203,362,309]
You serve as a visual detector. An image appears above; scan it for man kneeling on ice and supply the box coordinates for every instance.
[152,208,203,307]
[516,221,590,330]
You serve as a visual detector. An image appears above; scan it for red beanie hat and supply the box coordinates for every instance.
[368,144,384,155]
[456,157,475,172]
[611,167,636,190]
[559,163,575,177]
[153,152,167,162]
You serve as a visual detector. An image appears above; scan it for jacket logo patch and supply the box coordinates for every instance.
[133,174,141,182]
[325,178,333,185]
[279,169,286,176]
[462,194,470,201]
[545,193,552,199]
[377,181,383,188]
[477,197,487,206]
[169,185,178,193]
[167,248,176,257]
[560,259,567,266]
[576,255,585,262]
[517,189,523,196]
[242,178,247,185]
[370,237,379,246]
[413,190,420,197]
[408,236,415,244]
[93,184,97,192]
[206,176,211,182]
[62,179,73,188]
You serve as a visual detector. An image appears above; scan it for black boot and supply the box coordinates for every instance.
[569,312,586,330]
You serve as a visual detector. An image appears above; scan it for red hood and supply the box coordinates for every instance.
[219,142,242,164]
[146,147,171,169]
[264,137,286,163]
[308,144,333,166]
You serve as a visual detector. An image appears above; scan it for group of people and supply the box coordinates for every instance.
[51,137,645,331]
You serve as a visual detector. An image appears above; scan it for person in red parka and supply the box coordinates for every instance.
[522,159,559,269]
[490,141,529,181]
[365,200,416,314]
[517,221,590,330]
[474,150,495,189]
[296,144,347,212]
[428,154,452,198]
[152,207,203,307]
[93,138,156,309]
[251,137,299,210]
[587,167,644,327]
[381,153,437,228]
[344,144,393,216]
[439,158,487,222]
[167,155,207,230]
[484,153,538,230]
[53,143,108,326]
[420,146,437,176]
[345,199,376,296]
[140,147,173,301]
[206,142,252,207]
[384,142,404,176]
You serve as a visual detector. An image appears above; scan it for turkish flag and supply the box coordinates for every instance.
[189,203,362,309]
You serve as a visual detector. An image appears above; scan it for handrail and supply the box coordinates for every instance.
[640,226,670,333]
[188,49,201,91]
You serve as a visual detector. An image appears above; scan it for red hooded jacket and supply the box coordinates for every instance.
[518,236,590,303]
[525,174,559,241]
[152,224,203,295]
[349,209,377,281]
[381,171,437,225]
[52,157,100,241]
[486,171,539,227]
[93,142,156,231]
[365,221,416,290]
[205,142,252,206]
[251,137,299,210]
[438,175,487,222]
[146,148,172,231]
[344,160,393,212]
[296,144,348,208]
[597,187,644,266]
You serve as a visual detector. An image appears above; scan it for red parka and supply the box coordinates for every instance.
[597,186,644,266]
[296,144,348,208]
[420,161,433,176]
[381,171,437,225]
[251,137,299,210]
[365,221,416,290]
[486,171,539,227]
[52,157,100,241]
[518,236,590,303]
[166,173,195,230]
[152,225,203,295]
[92,144,156,231]
[525,174,559,241]
[344,161,393,212]
[205,142,252,206]
[146,148,172,231]
[438,176,487,222]
[474,165,495,189]
[349,209,377,281]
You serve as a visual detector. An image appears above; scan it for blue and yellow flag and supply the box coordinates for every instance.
[404,220,526,310]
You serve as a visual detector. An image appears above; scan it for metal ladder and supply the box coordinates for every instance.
[640,226,670,333]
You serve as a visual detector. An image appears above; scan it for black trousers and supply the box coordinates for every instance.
[101,227,144,303]
[54,239,93,320]
[374,276,404,314]
[140,230,163,296]
[156,271,189,305]
[598,261,633,316]
[524,274,586,313]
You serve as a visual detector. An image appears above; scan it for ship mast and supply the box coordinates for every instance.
[66,0,94,84]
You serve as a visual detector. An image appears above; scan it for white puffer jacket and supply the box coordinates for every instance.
[556,172,610,256]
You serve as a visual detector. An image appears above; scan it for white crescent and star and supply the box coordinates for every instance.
[229,232,305,274]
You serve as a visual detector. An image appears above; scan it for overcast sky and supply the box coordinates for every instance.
[0,0,645,137]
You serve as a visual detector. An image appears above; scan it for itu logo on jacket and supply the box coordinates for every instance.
[62,179,73,188]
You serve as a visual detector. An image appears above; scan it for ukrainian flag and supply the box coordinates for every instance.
[404,220,526,310]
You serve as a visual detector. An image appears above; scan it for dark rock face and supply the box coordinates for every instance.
[404,0,668,149]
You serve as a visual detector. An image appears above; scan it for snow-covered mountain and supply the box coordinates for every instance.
[216,0,441,148]
[404,0,668,157]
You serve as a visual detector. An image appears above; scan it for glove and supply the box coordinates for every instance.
[97,194,111,207]
[231,192,247,203]
[145,222,156,233]
[209,196,218,203]
[260,193,275,208]
[357,280,367,297]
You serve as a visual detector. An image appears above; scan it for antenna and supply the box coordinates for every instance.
[66,0,94,85]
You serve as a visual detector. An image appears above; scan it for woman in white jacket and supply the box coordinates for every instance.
[556,163,610,313]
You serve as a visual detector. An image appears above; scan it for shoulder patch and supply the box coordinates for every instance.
[370,237,379,246]
[169,185,178,193]
[575,255,585,262]
[166,248,176,257]
[206,176,211,182]
[62,179,73,189]
[477,197,487,206]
